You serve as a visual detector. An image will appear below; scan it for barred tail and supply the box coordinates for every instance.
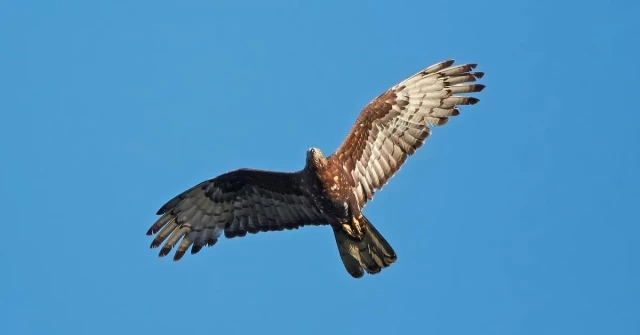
[333,215,397,278]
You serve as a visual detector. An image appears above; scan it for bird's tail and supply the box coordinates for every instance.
[333,215,397,278]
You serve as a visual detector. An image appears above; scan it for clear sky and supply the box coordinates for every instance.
[1,1,638,334]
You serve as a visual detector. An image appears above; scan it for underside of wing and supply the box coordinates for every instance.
[146,168,328,261]
[330,60,485,207]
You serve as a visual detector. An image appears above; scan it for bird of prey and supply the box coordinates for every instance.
[146,59,485,278]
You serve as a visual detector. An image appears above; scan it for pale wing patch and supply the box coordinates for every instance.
[346,60,485,206]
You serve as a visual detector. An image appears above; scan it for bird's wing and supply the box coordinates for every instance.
[146,168,327,261]
[330,60,485,207]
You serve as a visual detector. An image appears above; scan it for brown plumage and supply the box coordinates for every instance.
[146,59,485,278]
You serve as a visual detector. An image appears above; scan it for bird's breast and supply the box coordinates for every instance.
[312,165,352,219]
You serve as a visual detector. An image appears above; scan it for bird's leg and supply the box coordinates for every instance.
[340,199,365,240]
[341,222,357,238]
[351,215,364,236]
[342,215,365,241]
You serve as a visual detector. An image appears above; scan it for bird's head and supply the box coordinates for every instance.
[306,147,327,169]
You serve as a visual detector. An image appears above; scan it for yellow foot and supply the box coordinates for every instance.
[342,223,355,237]
[342,217,365,240]
[352,216,364,236]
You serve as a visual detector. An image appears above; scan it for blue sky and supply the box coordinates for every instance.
[1,1,638,334]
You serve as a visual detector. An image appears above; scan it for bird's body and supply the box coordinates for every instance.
[146,59,485,278]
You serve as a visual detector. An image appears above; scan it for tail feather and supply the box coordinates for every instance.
[333,215,397,278]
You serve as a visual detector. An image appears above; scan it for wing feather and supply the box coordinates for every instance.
[146,169,327,261]
[330,60,485,207]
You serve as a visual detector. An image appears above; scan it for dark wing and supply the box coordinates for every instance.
[146,168,327,261]
[330,60,485,207]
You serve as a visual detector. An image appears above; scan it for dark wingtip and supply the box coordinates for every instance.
[475,84,486,92]
[468,97,480,105]
[473,72,485,79]
[469,63,478,70]
[173,250,185,261]
[438,59,455,69]
[158,246,171,257]
[191,245,203,255]
[150,239,162,248]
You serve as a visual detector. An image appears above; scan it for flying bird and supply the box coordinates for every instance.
[146,59,485,278]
